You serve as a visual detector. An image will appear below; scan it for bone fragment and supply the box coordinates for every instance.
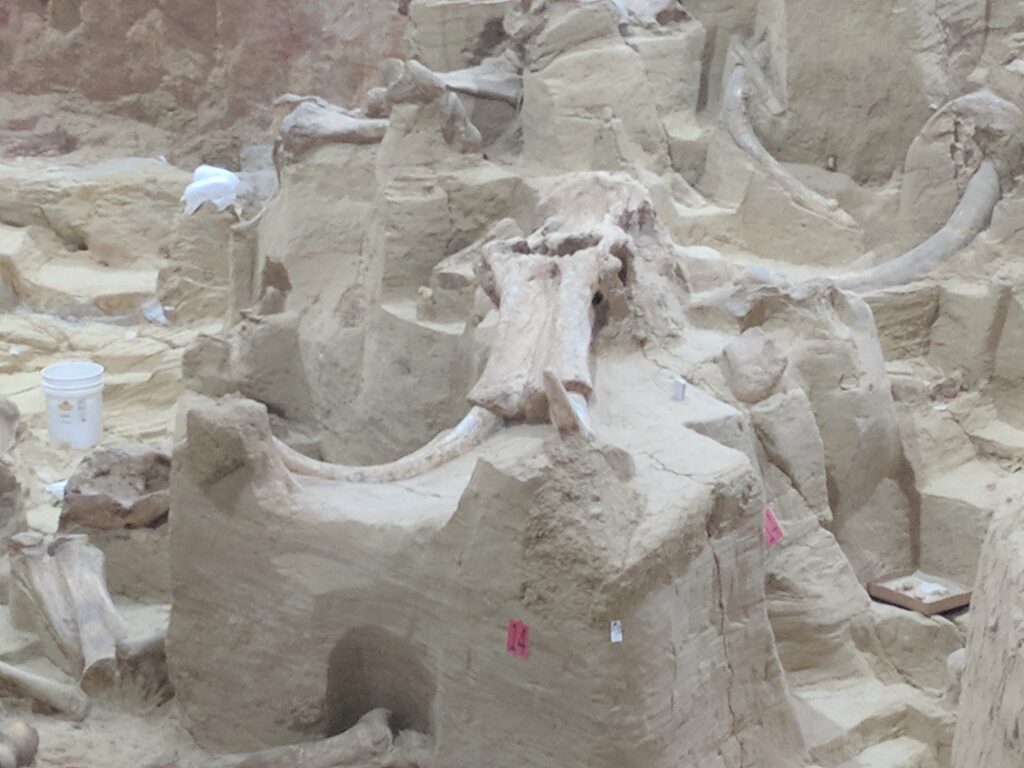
[736,42,784,117]
[277,191,631,481]
[280,101,388,158]
[837,160,1000,292]
[722,50,856,228]
[0,660,89,721]
[0,722,39,768]
[192,709,425,768]
[386,60,445,105]
[438,52,523,106]
[439,92,482,153]
[8,533,147,691]
[275,406,502,483]
[0,398,19,454]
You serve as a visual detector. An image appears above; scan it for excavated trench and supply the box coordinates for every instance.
[0,1,1022,767]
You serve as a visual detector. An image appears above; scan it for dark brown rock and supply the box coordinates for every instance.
[61,445,171,530]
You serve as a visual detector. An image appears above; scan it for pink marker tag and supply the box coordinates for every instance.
[763,506,784,547]
[506,619,530,658]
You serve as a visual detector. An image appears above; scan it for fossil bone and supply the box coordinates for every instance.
[0,660,89,720]
[838,160,1000,292]
[437,51,523,107]
[277,204,628,482]
[722,45,856,229]
[186,709,430,768]
[543,369,593,437]
[384,60,445,106]
[439,92,483,153]
[8,532,162,692]
[718,40,1013,296]
[469,236,623,421]
[274,406,502,483]
[279,101,388,159]
[0,721,39,768]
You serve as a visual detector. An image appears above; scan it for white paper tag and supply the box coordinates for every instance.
[610,620,623,643]
[672,377,687,401]
[46,480,68,499]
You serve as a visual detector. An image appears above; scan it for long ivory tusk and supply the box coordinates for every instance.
[722,55,856,228]
[837,160,1000,292]
[275,406,503,482]
[542,369,593,437]
[1,721,39,768]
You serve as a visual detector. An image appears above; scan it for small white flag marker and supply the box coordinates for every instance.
[672,377,687,401]
[610,620,623,643]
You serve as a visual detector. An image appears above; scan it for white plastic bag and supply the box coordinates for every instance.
[140,298,169,326]
[182,165,240,215]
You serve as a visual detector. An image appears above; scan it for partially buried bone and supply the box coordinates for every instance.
[0,721,39,768]
[381,57,518,151]
[837,160,1000,292]
[275,406,502,483]
[722,43,856,229]
[384,60,445,106]
[437,51,523,106]
[279,101,388,159]
[186,709,431,768]
[277,186,637,482]
[469,238,622,421]
[715,43,1009,295]
[543,369,592,437]
[439,92,482,153]
[0,660,89,720]
[7,532,163,692]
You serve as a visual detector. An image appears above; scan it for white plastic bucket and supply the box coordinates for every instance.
[41,361,104,449]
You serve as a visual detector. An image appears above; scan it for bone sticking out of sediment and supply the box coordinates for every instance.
[0,661,89,721]
[722,48,855,229]
[0,722,39,768]
[543,369,593,437]
[194,709,410,768]
[837,160,1000,292]
[274,406,502,483]
[9,534,139,691]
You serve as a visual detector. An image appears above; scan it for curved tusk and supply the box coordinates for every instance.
[274,406,503,483]
[567,392,592,433]
[838,160,1000,292]
[722,55,856,229]
[543,369,593,438]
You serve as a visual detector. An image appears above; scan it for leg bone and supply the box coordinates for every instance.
[0,660,89,721]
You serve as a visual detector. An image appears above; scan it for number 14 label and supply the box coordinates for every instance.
[763,506,784,547]
[506,619,530,658]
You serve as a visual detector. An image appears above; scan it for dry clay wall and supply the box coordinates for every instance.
[0,0,408,161]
